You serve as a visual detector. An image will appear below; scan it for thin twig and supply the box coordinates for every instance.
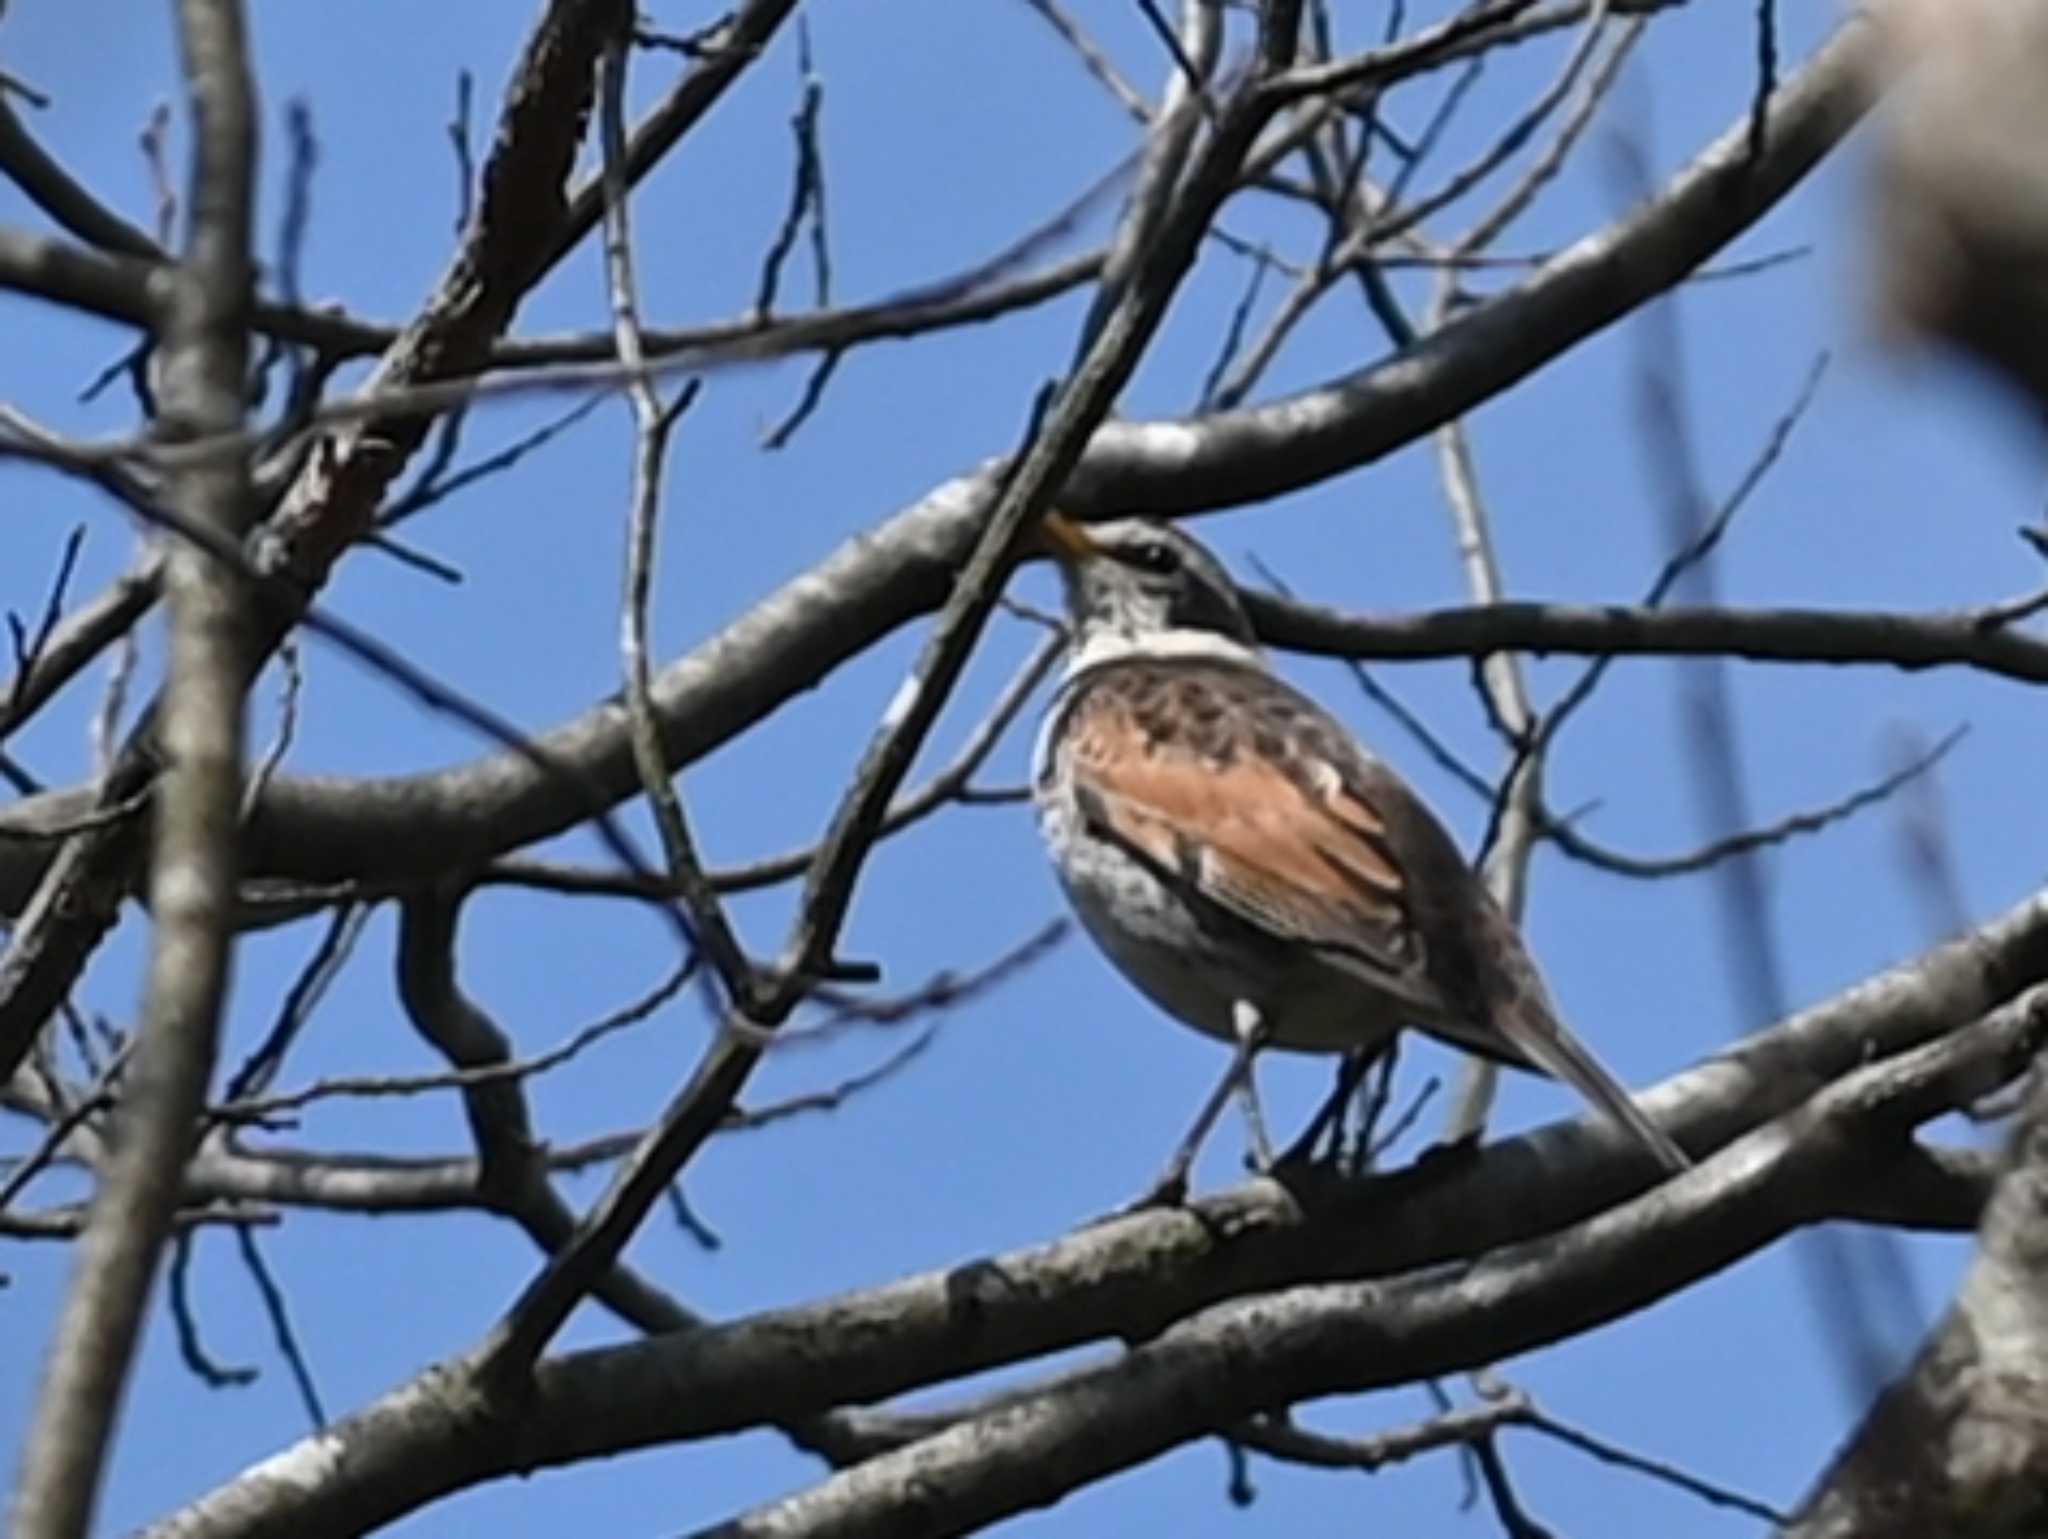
[215,951,689,1122]
[1548,725,1967,880]
[241,638,301,819]
[1016,0,1152,123]
[0,1045,127,1212]
[218,902,369,1106]
[447,69,474,234]
[378,392,604,527]
[229,1225,326,1427]
[599,35,745,1006]
[6,527,87,709]
[166,1233,259,1389]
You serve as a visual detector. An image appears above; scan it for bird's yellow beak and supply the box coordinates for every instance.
[1038,511,1101,564]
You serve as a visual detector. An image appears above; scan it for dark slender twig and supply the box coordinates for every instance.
[167,1234,258,1390]
[1245,552,1495,800]
[1537,350,1829,748]
[751,18,827,319]
[1015,0,1152,123]
[379,393,603,527]
[447,69,474,234]
[725,1028,938,1131]
[1748,0,1778,164]
[241,638,302,819]
[229,1225,326,1427]
[1236,1392,1533,1473]
[1548,725,1966,880]
[662,1184,723,1250]
[1390,57,1488,206]
[214,951,689,1122]
[274,100,315,308]
[1198,244,1273,410]
[5,527,86,712]
[360,531,464,584]
[0,71,53,110]
[0,1047,126,1212]
[0,543,151,747]
[219,903,367,1105]
[1520,1403,1789,1523]
[1889,725,1971,942]
[1470,1435,1557,1538]
[760,347,841,448]
[138,99,176,248]
[1133,0,1215,114]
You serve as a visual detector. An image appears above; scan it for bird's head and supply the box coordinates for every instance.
[1038,514,1259,667]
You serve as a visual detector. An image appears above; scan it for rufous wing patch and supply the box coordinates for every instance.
[1062,687,1418,975]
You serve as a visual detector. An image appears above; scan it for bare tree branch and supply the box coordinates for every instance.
[1785,1056,2048,1535]
[9,4,257,1534]
[136,887,2048,1539]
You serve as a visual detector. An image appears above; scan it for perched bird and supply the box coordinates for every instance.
[1030,513,1689,1198]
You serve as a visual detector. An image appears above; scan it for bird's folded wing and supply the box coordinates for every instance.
[1066,722,1445,1011]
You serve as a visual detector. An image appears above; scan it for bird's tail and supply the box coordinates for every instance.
[1500,1003,1692,1176]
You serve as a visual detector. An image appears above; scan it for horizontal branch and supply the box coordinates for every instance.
[694,987,2048,1539]
[1244,593,2048,687]
[141,882,2048,1539]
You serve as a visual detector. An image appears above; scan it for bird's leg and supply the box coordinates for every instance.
[1277,1047,1375,1170]
[1230,999,1277,1172]
[1134,1000,1273,1207]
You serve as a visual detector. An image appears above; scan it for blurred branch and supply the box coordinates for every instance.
[11,3,258,1535]
[1786,1057,2048,1536]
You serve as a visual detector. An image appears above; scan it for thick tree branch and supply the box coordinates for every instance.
[1785,1060,2048,1536]
[682,988,2048,1539]
[139,885,2048,1539]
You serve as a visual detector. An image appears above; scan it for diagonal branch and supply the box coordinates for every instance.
[469,0,1312,1384]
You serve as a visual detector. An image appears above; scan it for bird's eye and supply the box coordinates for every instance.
[1121,539,1181,576]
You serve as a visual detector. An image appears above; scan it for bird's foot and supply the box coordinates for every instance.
[1124,1169,1191,1213]
[1079,1167,1192,1229]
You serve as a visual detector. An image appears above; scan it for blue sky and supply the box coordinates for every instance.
[4,3,2044,1535]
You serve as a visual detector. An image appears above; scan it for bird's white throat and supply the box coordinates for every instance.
[1062,624,1264,679]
